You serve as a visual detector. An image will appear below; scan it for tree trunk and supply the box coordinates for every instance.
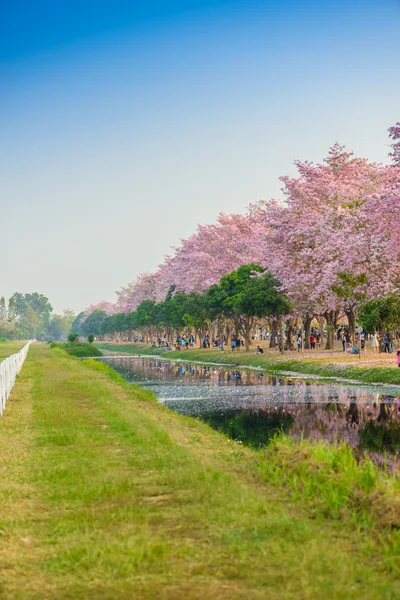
[279,319,285,354]
[304,315,312,350]
[324,310,338,350]
[346,402,359,425]
[345,308,356,345]
[321,310,334,350]
[225,324,231,346]
[244,318,253,352]
[286,319,294,350]
[269,320,277,348]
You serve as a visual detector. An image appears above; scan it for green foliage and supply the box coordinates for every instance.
[18,306,43,339]
[88,334,94,344]
[0,296,14,339]
[81,309,107,336]
[70,311,85,336]
[47,314,71,340]
[206,264,290,347]
[358,293,400,332]
[11,292,53,326]
[68,332,79,343]
[331,271,368,304]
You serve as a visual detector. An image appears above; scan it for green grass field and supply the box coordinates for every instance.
[0,340,27,361]
[1,344,400,598]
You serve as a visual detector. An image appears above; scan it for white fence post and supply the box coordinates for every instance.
[0,341,31,415]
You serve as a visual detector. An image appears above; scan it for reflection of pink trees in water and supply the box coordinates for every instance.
[270,397,400,471]
[112,357,400,468]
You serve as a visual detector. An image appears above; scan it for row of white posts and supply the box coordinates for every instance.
[0,342,31,415]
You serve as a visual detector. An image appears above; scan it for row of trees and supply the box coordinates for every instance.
[0,293,76,340]
[76,265,290,351]
[80,124,400,347]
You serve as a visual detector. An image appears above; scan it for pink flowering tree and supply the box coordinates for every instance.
[158,212,267,295]
[115,272,159,313]
[83,300,117,319]
[255,143,398,347]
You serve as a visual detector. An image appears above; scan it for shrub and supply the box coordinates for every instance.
[88,334,94,344]
[68,333,78,343]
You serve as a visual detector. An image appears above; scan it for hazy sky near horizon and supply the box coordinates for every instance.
[1,0,399,314]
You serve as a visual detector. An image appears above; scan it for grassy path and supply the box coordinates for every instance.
[0,345,399,598]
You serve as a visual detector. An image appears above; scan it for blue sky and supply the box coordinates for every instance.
[1,0,399,313]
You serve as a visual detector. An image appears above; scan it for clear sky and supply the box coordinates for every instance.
[1,0,399,314]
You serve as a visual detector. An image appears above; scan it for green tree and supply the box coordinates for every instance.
[358,293,400,333]
[62,309,76,327]
[135,300,159,337]
[181,292,209,345]
[47,314,70,340]
[71,312,85,336]
[18,307,43,339]
[0,297,15,339]
[8,297,17,323]
[206,264,290,351]
[88,334,94,344]
[81,310,107,337]
[331,272,368,343]
[12,292,53,327]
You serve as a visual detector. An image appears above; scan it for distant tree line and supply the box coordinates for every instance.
[0,292,76,340]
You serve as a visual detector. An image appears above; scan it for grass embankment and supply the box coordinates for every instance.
[0,340,27,361]
[50,341,103,357]
[1,345,400,598]
[96,342,400,385]
[97,342,167,356]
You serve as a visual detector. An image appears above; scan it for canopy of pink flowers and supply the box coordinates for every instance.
[84,125,400,322]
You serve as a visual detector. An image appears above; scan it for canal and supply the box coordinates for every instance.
[103,356,400,467]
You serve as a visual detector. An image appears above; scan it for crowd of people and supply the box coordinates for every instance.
[111,324,400,364]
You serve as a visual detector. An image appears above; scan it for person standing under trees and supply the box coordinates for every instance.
[296,333,302,352]
[371,332,378,354]
[310,334,316,349]
[383,333,391,353]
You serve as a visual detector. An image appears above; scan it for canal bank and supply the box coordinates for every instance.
[1,344,399,599]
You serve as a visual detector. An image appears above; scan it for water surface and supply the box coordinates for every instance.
[104,356,400,466]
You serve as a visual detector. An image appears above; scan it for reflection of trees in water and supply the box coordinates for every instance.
[346,399,359,426]
[108,358,400,462]
[359,397,400,455]
[206,409,294,448]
